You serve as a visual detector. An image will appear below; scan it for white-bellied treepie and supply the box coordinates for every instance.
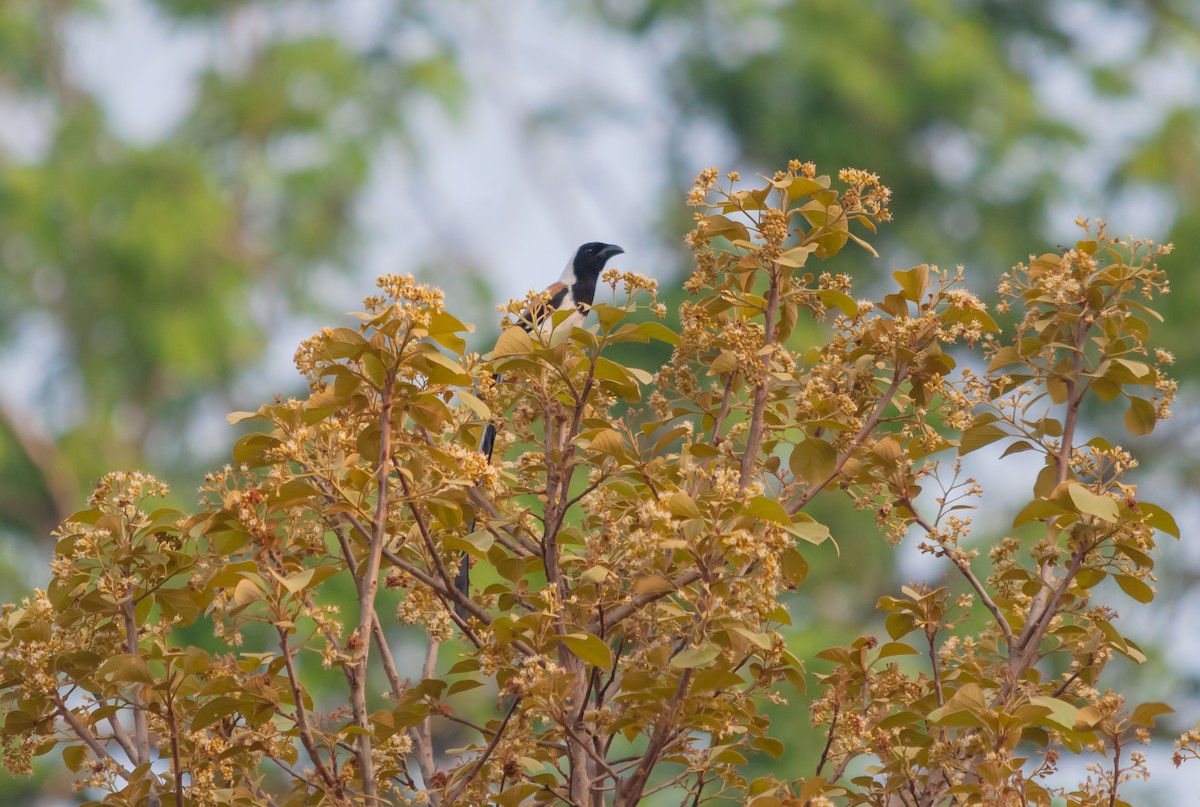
[456,242,624,617]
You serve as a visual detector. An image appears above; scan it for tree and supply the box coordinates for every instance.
[0,0,463,544]
[597,0,1200,369]
[0,162,1183,806]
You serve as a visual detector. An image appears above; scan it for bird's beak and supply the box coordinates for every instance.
[601,244,625,260]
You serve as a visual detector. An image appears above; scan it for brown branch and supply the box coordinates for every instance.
[1003,542,1090,699]
[711,373,736,445]
[165,691,185,807]
[350,373,396,801]
[99,703,137,763]
[909,509,1014,652]
[814,702,840,779]
[399,473,460,601]
[927,630,945,707]
[371,617,403,699]
[738,267,782,489]
[490,528,538,559]
[1051,666,1087,699]
[638,766,695,799]
[788,366,907,514]
[332,523,365,594]
[446,697,522,804]
[1016,307,1091,652]
[586,570,702,634]
[615,669,694,806]
[121,597,151,768]
[415,431,541,556]
[1108,733,1122,807]
[380,548,481,636]
[407,637,440,790]
[559,720,622,785]
[277,627,340,793]
[53,697,131,784]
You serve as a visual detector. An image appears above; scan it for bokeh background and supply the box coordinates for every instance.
[1,0,1199,804]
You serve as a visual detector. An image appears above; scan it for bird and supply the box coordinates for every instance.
[455,242,624,619]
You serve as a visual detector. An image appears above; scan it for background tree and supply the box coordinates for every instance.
[0,0,463,548]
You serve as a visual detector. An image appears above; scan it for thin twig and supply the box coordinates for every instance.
[814,702,839,779]
[399,474,460,604]
[54,697,131,784]
[277,627,340,792]
[909,509,1014,652]
[927,630,945,707]
[350,371,397,801]
[586,570,702,634]
[446,697,522,804]
[165,688,185,807]
[738,267,782,490]
[789,367,908,514]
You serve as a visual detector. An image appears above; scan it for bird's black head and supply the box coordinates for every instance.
[569,242,624,307]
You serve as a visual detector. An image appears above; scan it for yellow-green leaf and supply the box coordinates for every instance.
[1124,396,1156,435]
[1115,574,1154,603]
[491,326,533,357]
[561,633,612,669]
[589,429,625,455]
[878,642,919,658]
[666,491,702,519]
[1029,696,1079,732]
[1066,483,1118,523]
[633,575,676,595]
[1139,502,1179,538]
[62,745,86,772]
[457,391,491,421]
[671,644,721,669]
[790,438,837,483]
[744,496,789,525]
[960,423,1007,455]
[894,264,929,302]
[1130,702,1173,727]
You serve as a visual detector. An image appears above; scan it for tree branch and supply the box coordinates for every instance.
[908,509,1014,652]
[615,669,693,806]
[350,372,396,801]
[738,266,782,489]
[788,366,907,514]
[1016,307,1090,651]
[586,570,702,634]
[445,696,522,804]
[277,627,340,793]
[121,596,151,768]
[407,636,440,791]
[54,697,131,784]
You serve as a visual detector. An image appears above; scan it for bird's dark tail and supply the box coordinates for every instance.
[456,418,499,621]
[479,421,498,464]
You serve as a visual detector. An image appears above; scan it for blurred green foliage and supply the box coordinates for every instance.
[596,0,1200,362]
[0,0,463,547]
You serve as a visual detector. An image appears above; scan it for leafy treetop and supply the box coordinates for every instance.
[0,161,1187,807]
